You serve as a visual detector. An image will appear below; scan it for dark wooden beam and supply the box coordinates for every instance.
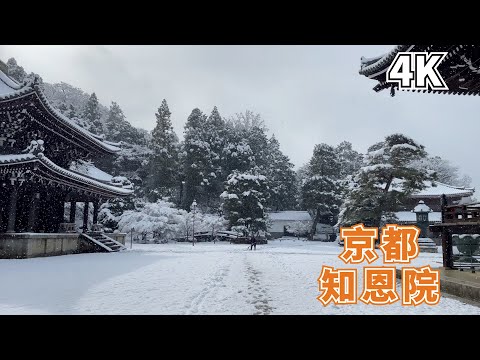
[83,202,89,233]
[6,186,18,233]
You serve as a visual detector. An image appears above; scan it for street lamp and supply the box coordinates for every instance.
[191,199,197,246]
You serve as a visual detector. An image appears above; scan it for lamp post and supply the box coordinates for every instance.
[130,227,134,249]
[180,181,185,208]
[191,199,197,246]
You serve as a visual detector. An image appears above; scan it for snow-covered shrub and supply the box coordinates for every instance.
[116,200,227,242]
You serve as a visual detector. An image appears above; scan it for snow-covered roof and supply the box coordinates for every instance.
[70,160,113,183]
[0,68,120,154]
[359,45,414,77]
[268,211,312,221]
[413,200,432,213]
[0,153,132,197]
[395,211,441,223]
[0,67,22,96]
[37,154,132,195]
[412,181,475,198]
[0,153,37,164]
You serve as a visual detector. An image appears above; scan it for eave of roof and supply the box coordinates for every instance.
[0,75,120,155]
[0,153,132,197]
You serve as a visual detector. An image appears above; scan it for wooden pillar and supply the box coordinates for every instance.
[442,229,454,268]
[0,203,3,232]
[27,192,40,232]
[6,186,18,233]
[55,199,65,233]
[69,201,76,223]
[83,201,89,233]
[93,200,100,224]
[440,194,453,268]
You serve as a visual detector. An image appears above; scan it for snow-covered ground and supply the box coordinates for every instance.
[0,238,478,315]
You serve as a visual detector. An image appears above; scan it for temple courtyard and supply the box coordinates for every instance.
[0,238,479,315]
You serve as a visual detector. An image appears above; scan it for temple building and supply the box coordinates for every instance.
[359,45,480,271]
[0,60,133,258]
[359,45,480,96]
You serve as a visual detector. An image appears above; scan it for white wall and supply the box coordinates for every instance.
[269,220,310,233]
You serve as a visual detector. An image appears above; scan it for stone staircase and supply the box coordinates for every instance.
[418,237,438,253]
[81,232,127,252]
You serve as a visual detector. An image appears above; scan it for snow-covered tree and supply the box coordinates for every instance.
[339,133,435,228]
[412,155,471,187]
[6,58,26,82]
[221,123,255,175]
[145,99,180,202]
[182,108,211,209]
[301,143,343,239]
[68,104,77,118]
[83,93,103,135]
[264,135,297,211]
[336,141,363,179]
[105,101,143,144]
[99,197,136,231]
[116,200,227,242]
[289,220,312,238]
[202,106,227,210]
[221,170,270,236]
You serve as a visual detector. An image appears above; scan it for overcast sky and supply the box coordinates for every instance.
[1,45,478,194]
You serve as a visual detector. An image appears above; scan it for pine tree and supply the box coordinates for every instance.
[221,169,270,236]
[301,143,343,239]
[339,133,435,228]
[145,99,179,202]
[83,93,103,135]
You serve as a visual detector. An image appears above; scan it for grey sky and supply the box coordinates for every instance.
[1,45,478,193]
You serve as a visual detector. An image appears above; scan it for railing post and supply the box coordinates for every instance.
[441,194,454,269]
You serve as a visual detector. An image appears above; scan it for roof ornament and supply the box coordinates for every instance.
[23,139,45,156]
[390,84,396,97]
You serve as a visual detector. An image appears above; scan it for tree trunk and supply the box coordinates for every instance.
[309,209,319,240]
[375,174,394,228]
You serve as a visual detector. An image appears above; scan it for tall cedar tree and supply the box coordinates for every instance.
[146,99,179,202]
[182,108,210,210]
[83,93,103,135]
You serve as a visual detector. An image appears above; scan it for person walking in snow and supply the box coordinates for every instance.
[250,235,257,251]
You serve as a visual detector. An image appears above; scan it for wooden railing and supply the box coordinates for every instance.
[443,203,480,223]
[58,223,76,233]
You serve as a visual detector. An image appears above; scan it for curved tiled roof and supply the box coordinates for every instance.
[359,45,412,77]
[0,69,22,95]
[411,181,474,198]
[0,71,120,154]
[37,153,132,195]
[0,153,132,197]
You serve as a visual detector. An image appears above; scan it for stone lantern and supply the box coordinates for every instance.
[412,200,432,237]
[411,200,437,253]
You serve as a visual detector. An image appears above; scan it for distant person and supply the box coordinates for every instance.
[250,235,257,251]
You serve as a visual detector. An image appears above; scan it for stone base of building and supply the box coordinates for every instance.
[0,232,127,259]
